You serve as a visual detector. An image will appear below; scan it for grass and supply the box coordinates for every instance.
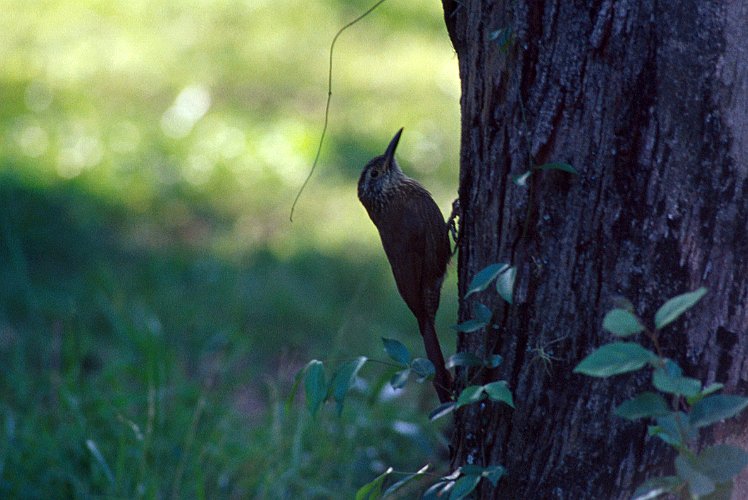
[0,0,459,497]
[0,170,456,497]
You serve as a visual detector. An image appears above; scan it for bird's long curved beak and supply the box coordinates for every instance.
[383,128,403,169]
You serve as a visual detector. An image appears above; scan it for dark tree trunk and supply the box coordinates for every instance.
[442,1,748,498]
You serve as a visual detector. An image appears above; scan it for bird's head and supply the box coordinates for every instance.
[358,128,406,207]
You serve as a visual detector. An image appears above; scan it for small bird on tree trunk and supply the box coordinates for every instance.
[358,128,453,403]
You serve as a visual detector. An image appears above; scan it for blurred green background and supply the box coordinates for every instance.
[0,0,459,497]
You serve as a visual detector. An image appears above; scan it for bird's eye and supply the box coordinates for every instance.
[370,169,379,178]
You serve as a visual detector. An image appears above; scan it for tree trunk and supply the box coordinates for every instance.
[441,0,748,497]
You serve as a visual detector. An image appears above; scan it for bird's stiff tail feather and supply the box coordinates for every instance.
[419,319,453,403]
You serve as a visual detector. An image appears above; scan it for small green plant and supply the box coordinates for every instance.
[464,262,516,304]
[291,336,514,419]
[354,464,430,499]
[289,356,368,417]
[354,462,506,500]
[293,261,526,497]
[421,464,506,500]
[574,287,748,499]
[428,262,518,422]
[450,262,516,337]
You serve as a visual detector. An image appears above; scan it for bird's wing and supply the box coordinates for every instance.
[378,200,427,318]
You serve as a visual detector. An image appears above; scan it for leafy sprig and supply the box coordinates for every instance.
[574,288,748,499]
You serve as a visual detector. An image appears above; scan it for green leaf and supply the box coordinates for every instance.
[648,424,679,448]
[660,358,683,376]
[489,27,513,52]
[652,364,701,397]
[632,476,683,500]
[702,482,735,500]
[422,480,453,500]
[483,380,515,408]
[484,354,503,368]
[496,265,516,304]
[355,467,393,500]
[304,360,326,416]
[481,465,506,486]
[649,412,696,447]
[701,382,724,396]
[459,464,486,476]
[382,464,429,497]
[429,402,457,421]
[459,465,503,482]
[694,444,748,483]
[443,469,462,481]
[512,171,532,186]
[603,309,644,337]
[654,287,708,330]
[536,162,578,174]
[465,263,510,297]
[455,385,486,408]
[390,368,410,390]
[451,318,488,333]
[382,337,410,365]
[449,474,481,500]
[446,352,483,369]
[690,395,748,428]
[86,439,114,485]
[676,454,715,497]
[451,301,493,333]
[474,302,493,323]
[411,358,435,381]
[615,392,671,420]
[687,382,725,405]
[331,357,367,415]
[573,342,658,377]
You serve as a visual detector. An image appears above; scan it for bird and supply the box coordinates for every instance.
[358,128,453,403]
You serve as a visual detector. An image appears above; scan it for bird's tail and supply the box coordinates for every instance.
[419,318,453,403]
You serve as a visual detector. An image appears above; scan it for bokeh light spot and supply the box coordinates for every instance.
[161,84,212,139]
[57,123,104,178]
[15,123,50,158]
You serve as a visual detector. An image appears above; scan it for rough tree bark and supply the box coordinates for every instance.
[441,1,748,498]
